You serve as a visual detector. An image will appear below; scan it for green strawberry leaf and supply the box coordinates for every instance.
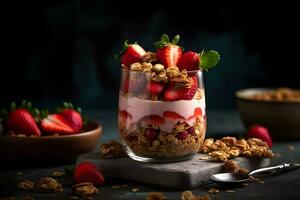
[161,34,169,43]
[199,50,220,71]
[114,39,130,59]
[172,35,180,45]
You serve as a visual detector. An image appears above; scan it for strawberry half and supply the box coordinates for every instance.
[177,51,200,71]
[164,77,198,101]
[146,81,165,95]
[119,40,146,67]
[41,114,75,135]
[6,109,41,136]
[154,34,182,68]
[74,162,105,186]
[59,109,83,133]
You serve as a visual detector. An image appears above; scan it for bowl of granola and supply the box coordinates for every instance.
[236,88,300,140]
[116,34,220,162]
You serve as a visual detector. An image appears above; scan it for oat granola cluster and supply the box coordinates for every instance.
[199,137,274,161]
[72,182,99,197]
[120,119,205,158]
[145,191,211,200]
[35,177,63,193]
[100,140,128,158]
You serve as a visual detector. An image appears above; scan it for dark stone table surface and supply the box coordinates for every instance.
[1,110,300,200]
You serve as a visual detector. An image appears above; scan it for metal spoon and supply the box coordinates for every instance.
[210,163,300,183]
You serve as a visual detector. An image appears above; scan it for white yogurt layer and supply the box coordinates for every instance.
[119,95,206,132]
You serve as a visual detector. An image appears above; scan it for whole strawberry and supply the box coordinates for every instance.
[177,50,220,71]
[154,34,182,68]
[117,40,146,67]
[7,108,41,136]
[74,162,105,186]
[246,125,273,148]
[1,101,41,136]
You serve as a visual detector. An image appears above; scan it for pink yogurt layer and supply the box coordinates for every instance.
[119,95,206,133]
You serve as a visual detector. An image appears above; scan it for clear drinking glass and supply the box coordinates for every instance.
[118,69,206,162]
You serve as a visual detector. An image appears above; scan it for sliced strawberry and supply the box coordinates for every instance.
[155,34,182,68]
[138,115,165,126]
[41,114,75,135]
[59,109,83,133]
[146,81,165,95]
[163,111,185,120]
[177,51,200,71]
[246,125,273,148]
[6,109,41,136]
[119,110,133,121]
[74,162,105,186]
[120,40,146,67]
[187,107,202,120]
[164,77,197,101]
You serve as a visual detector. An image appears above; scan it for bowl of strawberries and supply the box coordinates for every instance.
[0,101,102,164]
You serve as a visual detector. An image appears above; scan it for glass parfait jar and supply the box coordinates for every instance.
[118,68,206,162]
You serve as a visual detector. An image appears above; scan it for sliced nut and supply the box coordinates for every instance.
[35,177,63,193]
[223,160,239,172]
[100,141,127,158]
[153,64,165,72]
[142,52,157,63]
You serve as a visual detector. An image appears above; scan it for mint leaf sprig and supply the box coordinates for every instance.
[199,50,220,71]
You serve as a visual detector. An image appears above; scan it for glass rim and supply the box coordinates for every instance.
[120,68,203,73]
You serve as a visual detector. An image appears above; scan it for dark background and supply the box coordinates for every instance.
[1,0,299,111]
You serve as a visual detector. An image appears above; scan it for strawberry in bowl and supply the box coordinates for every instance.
[0,101,102,164]
[116,34,220,162]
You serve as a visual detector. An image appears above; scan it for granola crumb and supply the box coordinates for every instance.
[242,183,248,186]
[52,171,65,177]
[181,191,211,200]
[199,156,210,161]
[18,180,34,190]
[223,160,239,172]
[36,177,63,193]
[257,180,265,184]
[16,171,24,175]
[145,192,166,200]
[73,182,99,197]
[287,145,295,151]
[132,188,139,192]
[100,141,127,158]
[121,184,129,187]
[226,190,235,193]
[208,188,219,194]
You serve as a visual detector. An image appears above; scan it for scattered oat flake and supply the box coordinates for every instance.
[274,153,281,158]
[258,180,265,184]
[226,190,235,193]
[132,188,139,192]
[112,185,121,189]
[52,171,65,177]
[208,188,219,194]
[122,184,129,187]
[16,171,23,175]
[199,156,209,160]
[287,145,295,151]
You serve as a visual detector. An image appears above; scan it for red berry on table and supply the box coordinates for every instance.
[177,51,200,71]
[41,114,76,135]
[6,109,41,136]
[147,81,165,95]
[176,131,189,140]
[119,40,146,67]
[74,162,105,186]
[144,128,158,142]
[59,109,83,133]
[246,125,273,148]
[154,34,182,68]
